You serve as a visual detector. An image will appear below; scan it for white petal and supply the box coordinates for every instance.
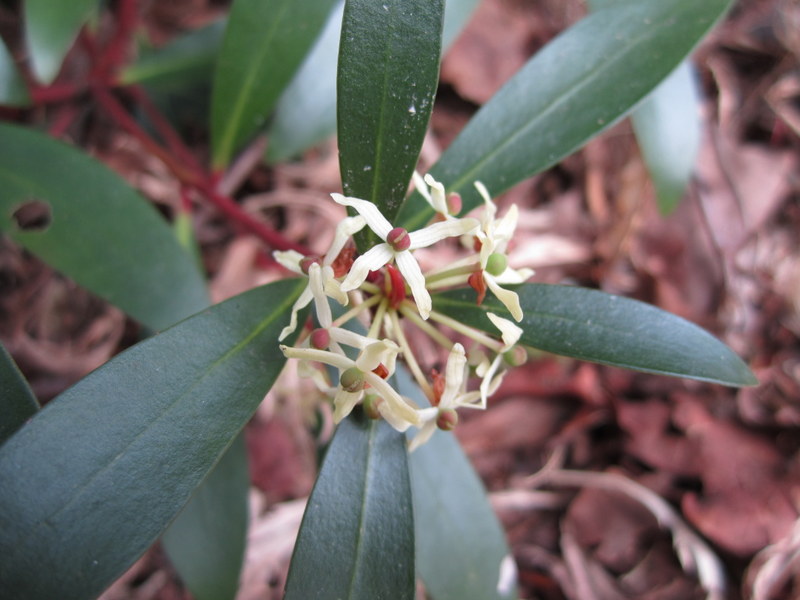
[329,327,376,350]
[278,285,313,341]
[487,312,523,348]
[356,339,400,372]
[424,174,449,215]
[440,343,467,408]
[408,217,479,249]
[280,345,353,371]
[274,250,305,274]
[333,389,363,423]
[493,266,533,284]
[485,275,524,322]
[493,204,519,243]
[308,263,332,328]
[331,193,393,239]
[378,401,413,433]
[365,373,421,426]
[395,251,431,319]
[323,215,366,264]
[407,421,437,451]
[340,244,393,291]
[412,171,431,204]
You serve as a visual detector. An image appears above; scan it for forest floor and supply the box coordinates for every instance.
[1,0,799,599]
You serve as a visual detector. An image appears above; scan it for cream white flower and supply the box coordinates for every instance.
[413,172,452,218]
[331,193,478,319]
[280,340,420,431]
[409,343,483,451]
[274,215,365,341]
[473,181,533,321]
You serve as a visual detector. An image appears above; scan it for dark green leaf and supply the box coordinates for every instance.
[0,37,31,107]
[396,0,734,231]
[267,0,478,163]
[632,61,701,214]
[397,369,516,600]
[119,19,227,92]
[24,0,98,84]
[285,412,415,600]
[0,279,306,600]
[337,0,443,224]
[266,1,344,164]
[433,284,758,387]
[162,433,249,600]
[0,343,39,445]
[210,0,338,168]
[0,123,208,331]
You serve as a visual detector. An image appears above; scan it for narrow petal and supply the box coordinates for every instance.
[329,327,377,351]
[407,421,437,451]
[493,204,519,243]
[356,339,400,372]
[333,389,363,423]
[308,263,332,328]
[378,401,413,433]
[278,285,313,341]
[331,193,393,239]
[493,266,534,285]
[424,174,449,215]
[408,217,479,249]
[485,275,524,321]
[440,343,467,409]
[280,345,353,371]
[395,251,431,319]
[365,373,421,426]
[340,244,393,291]
[273,249,305,274]
[323,215,366,264]
[487,312,523,349]
[412,171,432,204]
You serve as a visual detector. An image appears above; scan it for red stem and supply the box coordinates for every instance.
[30,83,84,104]
[97,0,139,77]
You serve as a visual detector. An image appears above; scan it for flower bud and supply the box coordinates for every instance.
[485,252,508,276]
[387,227,411,251]
[503,345,528,367]
[340,367,366,392]
[299,256,321,274]
[310,328,330,350]
[436,408,459,431]
[447,192,462,215]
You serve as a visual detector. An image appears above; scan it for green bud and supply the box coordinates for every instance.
[485,252,508,276]
[340,367,366,392]
[503,345,528,367]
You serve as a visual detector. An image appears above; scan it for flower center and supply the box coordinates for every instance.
[387,227,411,252]
[485,252,507,276]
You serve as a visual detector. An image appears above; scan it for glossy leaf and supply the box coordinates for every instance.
[396,0,734,231]
[0,279,306,600]
[337,0,443,224]
[0,123,208,331]
[632,61,702,214]
[0,342,39,445]
[162,433,249,600]
[433,284,758,387]
[0,37,31,107]
[210,0,338,168]
[267,0,479,163]
[24,0,98,84]
[266,1,344,163]
[119,19,227,91]
[397,369,516,600]
[285,412,414,600]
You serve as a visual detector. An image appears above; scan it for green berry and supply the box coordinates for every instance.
[485,252,507,276]
[340,367,366,392]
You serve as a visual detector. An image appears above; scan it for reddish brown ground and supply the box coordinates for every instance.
[1,1,798,599]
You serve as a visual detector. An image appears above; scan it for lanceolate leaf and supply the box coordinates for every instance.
[0,37,31,107]
[210,0,338,168]
[267,0,479,163]
[338,0,443,225]
[24,0,98,84]
[162,433,249,600]
[397,369,516,600]
[285,413,415,600]
[0,343,39,445]
[433,285,758,387]
[119,19,227,91]
[632,61,702,214]
[396,0,734,231]
[0,279,306,600]
[0,123,208,331]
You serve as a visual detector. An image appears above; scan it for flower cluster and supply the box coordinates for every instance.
[277,174,532,449]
